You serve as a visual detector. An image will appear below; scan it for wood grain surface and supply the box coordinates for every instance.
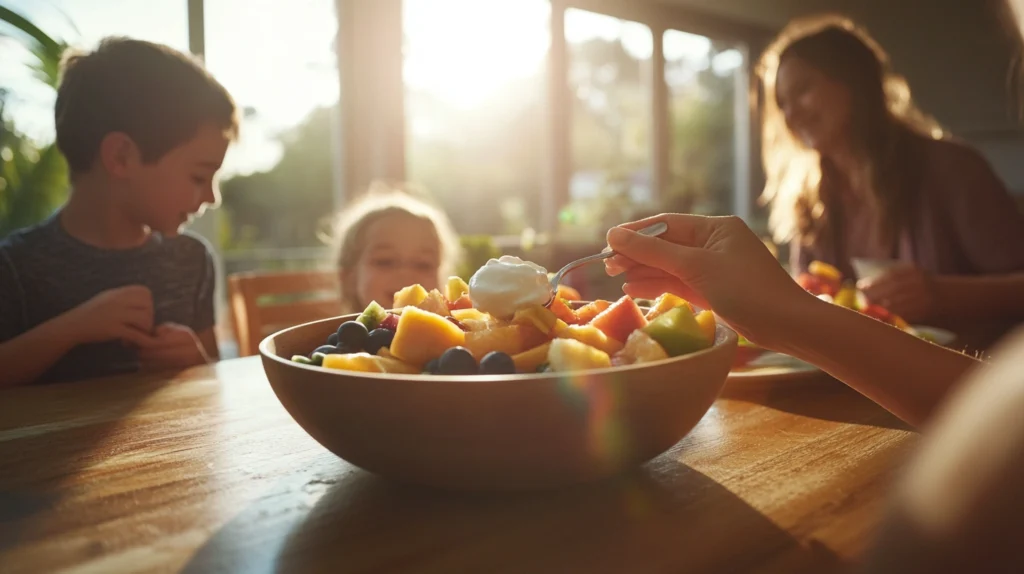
[0,357,915,574]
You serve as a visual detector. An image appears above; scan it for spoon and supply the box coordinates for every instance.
[545,221,669,306]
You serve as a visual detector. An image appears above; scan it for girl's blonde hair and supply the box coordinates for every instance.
[327,182,462,313]
[757,14,946,248]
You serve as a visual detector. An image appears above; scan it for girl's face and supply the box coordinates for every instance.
[347,212,443,309]
[775,55,853,155]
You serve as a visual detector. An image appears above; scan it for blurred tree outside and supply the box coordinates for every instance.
[0,4,70,237]
[219,104,337,252]
[216,22,745,255]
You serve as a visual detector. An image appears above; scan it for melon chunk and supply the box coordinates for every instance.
[589,295,647,343]
[390,306,465,368]
[512,342,552,373]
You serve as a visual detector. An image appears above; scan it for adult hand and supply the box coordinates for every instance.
[605,214,812,349]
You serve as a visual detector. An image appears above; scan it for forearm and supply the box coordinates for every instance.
[774,296,981,427]
[933,273,1024,321]
[0,317,79,388]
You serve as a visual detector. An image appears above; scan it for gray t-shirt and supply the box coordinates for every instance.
[0,213,216,383]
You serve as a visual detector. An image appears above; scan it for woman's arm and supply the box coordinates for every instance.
[605,215,982,428]
[776,295,979,427]
[860,328,1024,574]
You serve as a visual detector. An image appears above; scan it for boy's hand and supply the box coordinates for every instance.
[65,285,155,347]
[138,323,211,370]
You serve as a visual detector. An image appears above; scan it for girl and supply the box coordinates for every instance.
[330,183,461,314]
[759,16,1024,326]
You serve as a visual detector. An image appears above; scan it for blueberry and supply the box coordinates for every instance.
[438,347,477,375]
[311,352,328,366]
[424,358,441,375]
[313,344,339,356]
[479,351,516,375]
[365,328,395,355]
[327,332,339,346]
[336,321,369,349]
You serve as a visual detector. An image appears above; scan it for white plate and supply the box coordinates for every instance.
[728,324,957,382]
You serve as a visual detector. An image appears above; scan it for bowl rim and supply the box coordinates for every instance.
[259,308,737,383]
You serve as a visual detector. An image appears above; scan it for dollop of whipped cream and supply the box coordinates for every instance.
[469,255,553,319]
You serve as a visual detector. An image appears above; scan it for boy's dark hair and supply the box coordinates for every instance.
[55,37,239,173]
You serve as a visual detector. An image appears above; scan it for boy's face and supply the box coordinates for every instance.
[121,124,230,236]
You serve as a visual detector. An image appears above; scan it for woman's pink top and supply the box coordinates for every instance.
[791,136,1024,280]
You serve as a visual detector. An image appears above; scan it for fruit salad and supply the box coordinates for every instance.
[797,260,919,335]
[291,271,717,377]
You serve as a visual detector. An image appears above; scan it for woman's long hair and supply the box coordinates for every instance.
[758,15,946,249]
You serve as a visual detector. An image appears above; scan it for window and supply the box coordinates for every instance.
[0,0,190,234]
[403,0,550,236]
[562,9,653,241]
[204,0,341,273]
[0,0,189,152]
[664,29,748,218]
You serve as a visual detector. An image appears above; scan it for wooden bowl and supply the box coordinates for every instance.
[259,312,737,491]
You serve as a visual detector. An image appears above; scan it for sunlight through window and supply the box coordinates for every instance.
[403,0,550,236]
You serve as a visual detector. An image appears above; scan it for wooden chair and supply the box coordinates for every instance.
[228,270,343,357]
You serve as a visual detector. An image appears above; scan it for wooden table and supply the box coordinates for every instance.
[0,357,914,574]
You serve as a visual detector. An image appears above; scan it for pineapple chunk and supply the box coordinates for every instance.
[547,338,611,372]
[617,330,670,365]
[695,310,717,345]
[416,289,450,316]
[561,324,624,355]
[322,353,419,374]
[451,308,497,331]
[645,293,694,321]
[809,261,843,282]
[512,305,558,335]
[465,324,530,359]
[393,284,429,309]
[445,276,470,302]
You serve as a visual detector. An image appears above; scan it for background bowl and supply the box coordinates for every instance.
[260,311,737,491]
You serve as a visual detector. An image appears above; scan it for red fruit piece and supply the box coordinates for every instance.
[861,304,893,323]
[448,294,473,311]
[378,313,400,332]
[796,273,838,297]
[589,295,648,344]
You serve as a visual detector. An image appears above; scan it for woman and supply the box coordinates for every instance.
[760,16,1024,325]
[601,8,1024,569]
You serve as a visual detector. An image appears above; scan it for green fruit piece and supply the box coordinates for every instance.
[641,306,709,357]
[357,301,387,330]
[291,355,314,364]
[311,352,328,366]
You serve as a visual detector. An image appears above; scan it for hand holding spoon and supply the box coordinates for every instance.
[545,221,669,306]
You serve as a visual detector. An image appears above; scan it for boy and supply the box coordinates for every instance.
[0,37,238,387]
